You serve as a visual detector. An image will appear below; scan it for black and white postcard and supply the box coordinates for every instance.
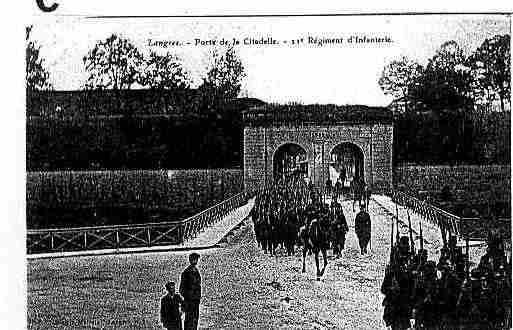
[6,2,513,329]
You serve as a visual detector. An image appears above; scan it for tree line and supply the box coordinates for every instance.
[27,28,245,118]
[27,29,510,168]
[379,35,510,165]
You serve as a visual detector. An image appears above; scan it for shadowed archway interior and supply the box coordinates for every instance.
[273,143,308,183]
[329,143,364,187]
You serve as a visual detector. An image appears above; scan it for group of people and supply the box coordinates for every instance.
[326,175,371,213]
[160,253,202,330]
[381,227,511,330]
[250,178,373,278]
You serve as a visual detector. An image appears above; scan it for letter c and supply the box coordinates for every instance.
[36,0,59,12]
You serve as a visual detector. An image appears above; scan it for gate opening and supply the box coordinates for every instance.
[273,143,308,183]
[329,143,364,188]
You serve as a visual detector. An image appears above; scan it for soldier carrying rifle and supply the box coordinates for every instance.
[381,218,413,330]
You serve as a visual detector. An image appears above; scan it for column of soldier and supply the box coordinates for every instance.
[381,213,512,330]
[250,177,352,257]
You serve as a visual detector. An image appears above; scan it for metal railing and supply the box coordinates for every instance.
[391,190,510,241]
[27,192,248,254]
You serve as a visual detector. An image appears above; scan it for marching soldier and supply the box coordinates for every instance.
[325,178,332,198]
[285,206,298,256]
[437,260,462,329]
[334,179,342,201]
[355,203,371,255]
[381,260,413,330]
[365,183,372,211]
[396,236,412,268]
[330,201,349,257]
[411,260,440,330]
[448,235,465,269]
[479,231,508,275]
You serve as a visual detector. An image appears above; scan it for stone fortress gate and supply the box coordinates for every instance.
[243,104,394,193]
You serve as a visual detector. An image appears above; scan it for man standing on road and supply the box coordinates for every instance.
[355,203,371,254]
[180,253,202,330]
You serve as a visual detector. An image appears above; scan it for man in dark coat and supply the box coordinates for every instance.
[180,253,202,330]
[381,262,413,330]
[325,178,332,198]
[334,179,342,201]
[354,203,371,254]
[161,281,184,330]
[330,202,349,257]
[411,260,440,330]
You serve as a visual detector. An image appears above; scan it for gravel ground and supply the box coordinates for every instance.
[28,199,443,330]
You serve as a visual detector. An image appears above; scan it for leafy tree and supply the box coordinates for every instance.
[199,47,245,111]
[26,25,52,91]
[414,41,473,110]
[139,52,190,90]
[83,34,144,90]
[378,56,423,113]
[469,34,511,112]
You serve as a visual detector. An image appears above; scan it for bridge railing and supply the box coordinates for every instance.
[27,192,249,254]
[391,190,510,241]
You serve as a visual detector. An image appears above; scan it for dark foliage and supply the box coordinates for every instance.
[393,109,510,165]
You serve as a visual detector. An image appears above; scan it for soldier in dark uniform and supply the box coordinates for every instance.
[412,260,440,330]
[299,217,310,273]
[161,281,184,330]
[285,206,298,256]
[364,183,372,211]
[479,231,508,275]
[476,270,496,330]
[339,168,346,195]
[396,236,412,267]
[269,206,279,255]
[334,179,342,201]
[355,203,371,254]
[325,178,332,198]
[251,202,263,250]
[179,253,202,330]
[456,268,483,330]
[437,260,462,329]
[381,261,413,330]
[448,235,465,269]
[493,264,512,330]
[330,201,349,257]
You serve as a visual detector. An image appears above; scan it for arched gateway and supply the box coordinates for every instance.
[243,104,393,193]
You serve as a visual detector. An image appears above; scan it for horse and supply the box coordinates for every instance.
[300,217,330,280]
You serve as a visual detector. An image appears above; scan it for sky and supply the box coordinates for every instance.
[30,14,510,106]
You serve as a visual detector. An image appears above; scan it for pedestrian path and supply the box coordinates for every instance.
[183,197,255,247]
[372,194,443,250]
[27,197,255,259]
[371,194,486,264]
